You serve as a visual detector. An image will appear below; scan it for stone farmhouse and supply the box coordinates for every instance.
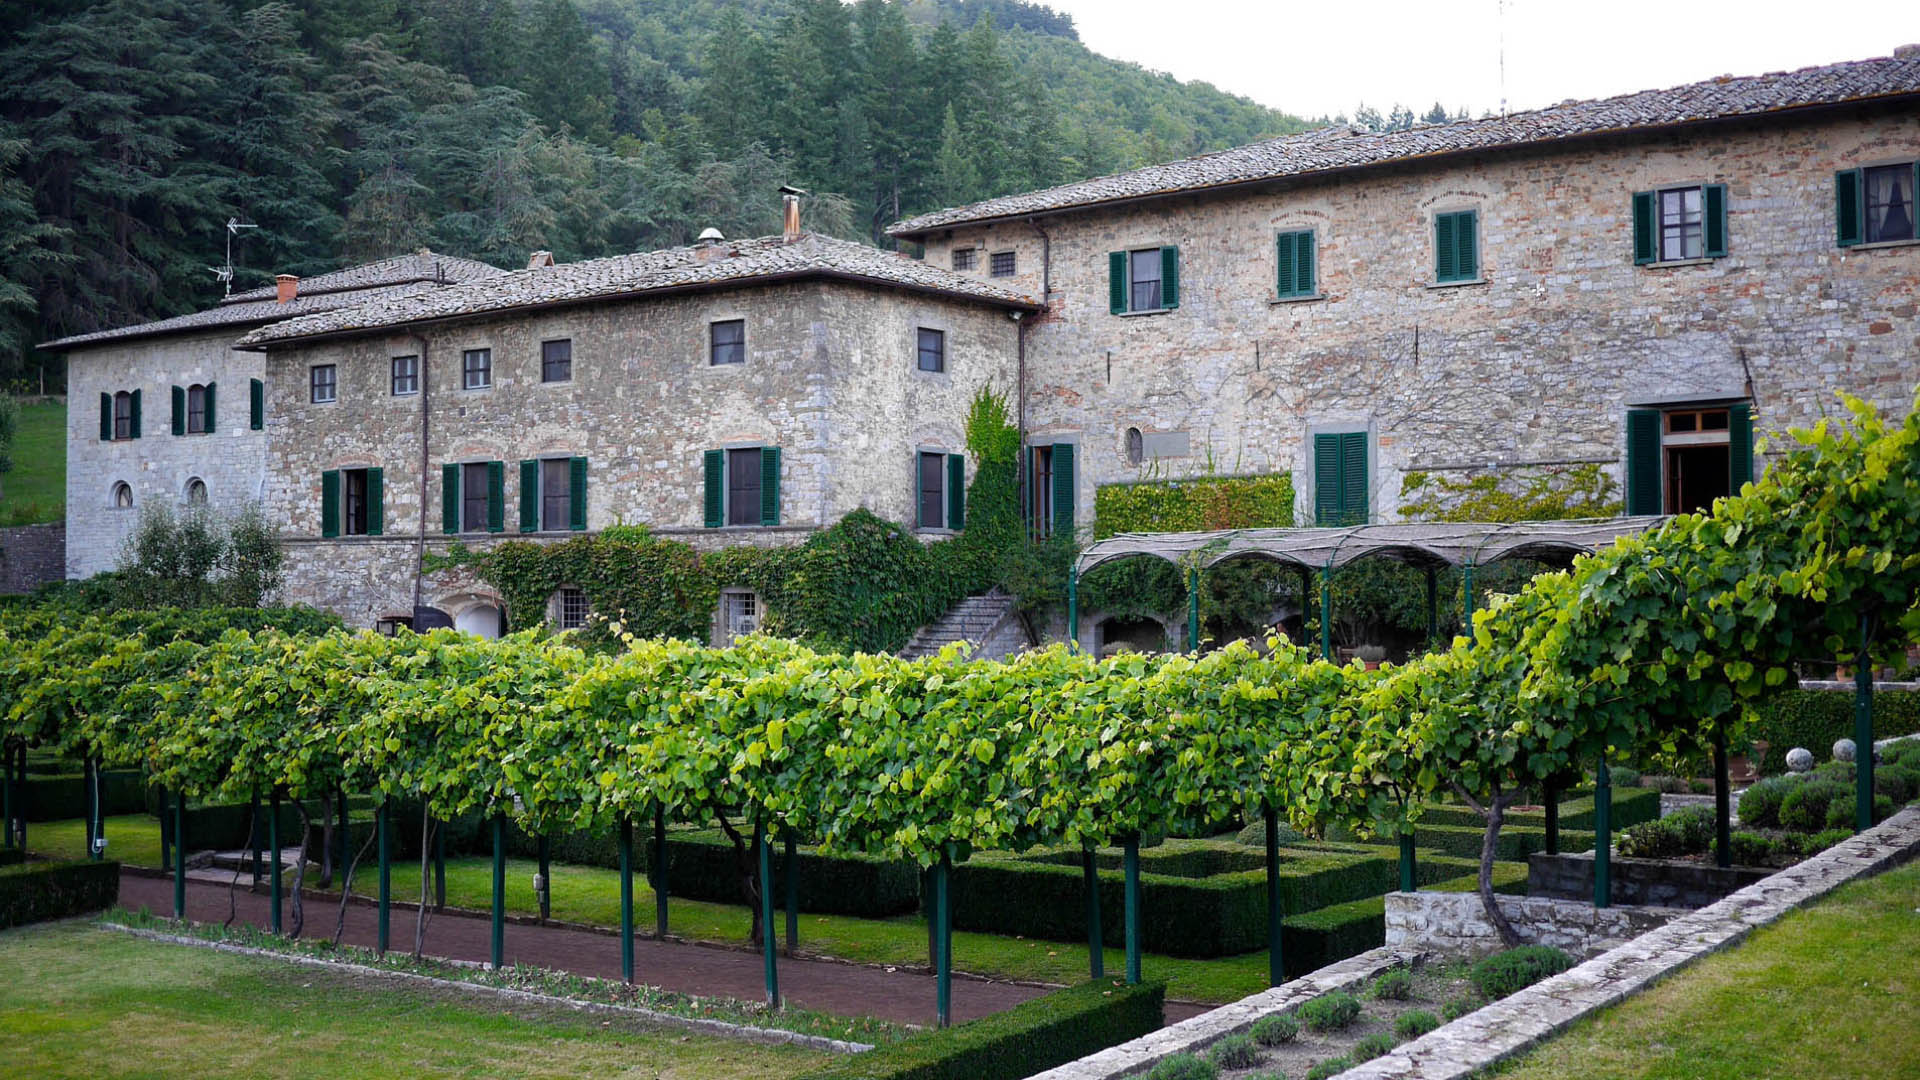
[52,49,1920,640]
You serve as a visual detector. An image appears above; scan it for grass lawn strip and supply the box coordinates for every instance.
[0,919,826,1079]
[1491,859,1920,1080]
[0,399,63,525]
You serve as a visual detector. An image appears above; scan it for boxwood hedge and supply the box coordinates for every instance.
[0,859,119,929]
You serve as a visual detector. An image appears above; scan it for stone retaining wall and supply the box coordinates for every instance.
[1383,890,1678,957]
[1528,850,1772,909]
[0,521,65,593]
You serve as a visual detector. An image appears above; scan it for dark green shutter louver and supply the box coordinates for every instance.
[1276,233,1296,296]
[759,446,781,526]
[915,453,927,529]
[1313,433,1369,526]
[519,460,539,532]
[1277,231,1314,297]
[441,463,460,534]
[204,381,216,433]
[366,467,384,536]
[1339,433,1366,524]
[1703,184,1728,258]
[1455,212,1477,281]
[1625,409,1663,516]
[1631,191,1657,265]
[130,389,141,439]
[569,456,587,531]
[320,470,340,538]
[486,461,505,533]
[1728,402,1754,495]
[249,378,263,430]
[99,394,112,441]
[1159,246,1179,309]
[171,386,185,436]
[703,450,724,528]
[1434,214,1457,282]
[1313,434,1341,525]
[1295,232,1314,296]
[947,453,965,531]
[1108,251,1128,314]
[1050,442,1074,536]
[1835,170,1862,247]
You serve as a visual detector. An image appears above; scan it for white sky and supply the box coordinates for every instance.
[1046,0,1920,120]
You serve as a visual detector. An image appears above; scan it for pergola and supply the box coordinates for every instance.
[1068,517,1671,656]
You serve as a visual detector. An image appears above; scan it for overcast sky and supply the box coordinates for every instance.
[1046,0,1920,121]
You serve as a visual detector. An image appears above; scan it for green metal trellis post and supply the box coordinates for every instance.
[934,848,952,1027]
[1462,562,1476,627]
[268,788,282,935]
[537,836,551,922]
[433,817,446,909]
[783,831,799,956]
[490,815,506,970]
[172,793,186,919]
[756,823,779,1008]
[1398,833,1417,894]
[1187,565,1200,653]
[1082,846,1103,979]
[1425,566,1440,651]
[1123,836,1142,985]
[1593,762,1612,909]
[1319,566,1335,662]
[1264,808,1283,986]
[1713,731,1731,868]
[1856,614,1875,833]
[653,806,669,938]
[618,816,635,984]
[1067,566,1079,647]
[1543,778,1560,855]
[376,801,391,955]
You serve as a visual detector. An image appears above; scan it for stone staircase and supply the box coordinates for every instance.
[898,589,1025,660]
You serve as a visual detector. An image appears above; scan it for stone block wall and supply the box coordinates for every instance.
[1384,889,1679,956]
[0,522,65,593]
[1528,850,1773,908]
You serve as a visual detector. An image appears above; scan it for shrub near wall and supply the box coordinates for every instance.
[0,860,119,929]
[798,979,1165,1080]
[1749,689,1920,774]
[1093,474,1296,538]
[21,768,146,822]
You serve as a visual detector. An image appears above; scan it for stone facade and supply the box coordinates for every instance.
[0,522,66,593]
[921,105,1920,532]
[63,330,267,577]
[262,278,1019,627]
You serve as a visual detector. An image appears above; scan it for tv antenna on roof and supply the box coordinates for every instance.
[208,219,259,298]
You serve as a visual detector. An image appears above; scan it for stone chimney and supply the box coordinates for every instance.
[275,274,298,304]
[780,185,807,243]
[1896,43,1920,60]
[694,228,728,263]
[526,251,555,269]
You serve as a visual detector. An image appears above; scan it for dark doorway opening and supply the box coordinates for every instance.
[1667,443,1729,514]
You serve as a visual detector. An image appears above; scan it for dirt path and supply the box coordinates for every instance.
[118,870,1210,1028]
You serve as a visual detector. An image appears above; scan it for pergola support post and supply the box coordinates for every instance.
[1461,561,1476,627]
[268,788,283,934]
[1067,567,1079,648]
[536,835,551,921]
[1319,566,1335,662]
[1264,808,1283,986]
[1123,836,1142,985]
[490,815,506,970]
[376,800,391,955]
[934,848,952,1027]
[1186,565,1200,653]
[619,816,635,984]
[756,823,779,1009]
[1398,832,1417,893]
[1856,613,1875,833]
[1083,846,1103,979]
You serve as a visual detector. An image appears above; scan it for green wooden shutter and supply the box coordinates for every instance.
[249,378,263,430]
[130,389,141,439]
[1835,170,1862,247]
[1276,233,1296,297]
[914,453,927,529]
[1295,232,1314,296]
[486,461,505,533]
[1050,442,1074,536]
[569,457,588,531]
[366,467,384,536]
[320,470,341,538]
[203,381,216,433]
[1434,214,1457,282]
[441,463,460,534]
[1728,402,1753,495]
[1313,434,1341,526]
[703,450,724,527]
[171,386,185,436]
[947,453,965,530]
[1703,184,1728,258]
[1625,410,1663,516]
[1159,246,1179,309]
[1108,251,1128,314]
[759,447,781,526]
[519,460,539,532]
[99,394,112,441]
[1631,191,1656,265]
[1455,211,1478,280]
[1338,432,1367,525]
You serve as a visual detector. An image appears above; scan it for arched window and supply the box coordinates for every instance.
[1125,427,1144,465]
[112,482,133,509]
[549,587,590,631]
[185,478,208,505]
[187,384,208,434]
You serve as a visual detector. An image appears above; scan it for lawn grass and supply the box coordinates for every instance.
[26,813,164,868]
[0,399,64,525]
[0,920,825,1078]
[1497,861,1920,1080]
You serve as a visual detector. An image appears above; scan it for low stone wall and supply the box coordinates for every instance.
[1383,890,1678,957]
[0,521,65,594]
[1528,850,1772,908]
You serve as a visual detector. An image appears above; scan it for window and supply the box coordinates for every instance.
[375,615,413,636]
[185,478,207,506]
[1864,163,1916,244]
[709,320,745,366]
[391,355,419,395]
[1625,404,1753,515]
[323,467,382,538]
[1108,247,1180,314]
[1433,210,1479,283]
[727,448,763,526]
[990,251,1016,277]
[918,452,946,528]
[917,328,945,373]
[1130,249,1163,311]
[1658,187,1703,261]
[1313,432,1369,526]
[1275,230,1316,298]
[113,391,133,441]
[112,482,133,509]
[541,339,572,383]
[541,458,572,531]
[1125,427,1144,465]
[1634,185,1726,264]
[553,587,590,631]
[717,589,761,646]
[704,447,779,527]
[951,248,977,271]
[1027,443,1074,538]
[462,462,490,532]
[310,365,337,404]
[186,384,208,434]
[462,349,492,389]
[342,468,369,536]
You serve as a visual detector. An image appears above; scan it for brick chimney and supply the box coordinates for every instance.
[275,274,298,304]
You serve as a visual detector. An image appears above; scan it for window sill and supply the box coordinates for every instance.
[916,527,958,537]
[462,386,493,393]
[1846,237,1920,252]
[1640,257,1718,269]
[1426,278,1488,290]
[1115,308,1175,318]
[1270,293,1325,306]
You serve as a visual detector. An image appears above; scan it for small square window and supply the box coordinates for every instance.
[951,248,977,271]
[391,355,418,395]
[542,339,572,383]
[710,320,745,366]
[1658,186,1704,262]
[310,365,337,404]
[989,251,1016,277]
[718,589,760,646]
[462,348,492,390]
[1129,249,1163,311]
[555,587,589,630]
[917,327,945,373]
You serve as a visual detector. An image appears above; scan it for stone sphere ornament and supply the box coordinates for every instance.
[1786,747,1815,773]
[1833,738,1857,763]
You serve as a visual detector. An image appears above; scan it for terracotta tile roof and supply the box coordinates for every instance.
[236,234,1041,348]
[889,51,1920,236]
[43,252,503,352]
